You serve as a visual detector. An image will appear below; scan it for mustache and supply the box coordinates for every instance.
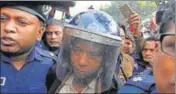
[1,36,16,41]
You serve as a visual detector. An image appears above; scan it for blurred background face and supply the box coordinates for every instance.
[153,22,175,93]
[46,25,63,48]
[142,41,156,62]
[71,40,103,78]
[0,7,42,55]
[121,39,133,54]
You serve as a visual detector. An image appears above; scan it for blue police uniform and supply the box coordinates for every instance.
[0,47,57,93]
[35,40,60,57]
[132,53,151,75]
[118,69,158,93]
[35,41,47,50]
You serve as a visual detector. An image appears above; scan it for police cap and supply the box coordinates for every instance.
[0,1,75,23]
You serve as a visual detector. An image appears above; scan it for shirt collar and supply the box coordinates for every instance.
[26,47,42,62]
[1,47,42,64]
[1,52,11,63]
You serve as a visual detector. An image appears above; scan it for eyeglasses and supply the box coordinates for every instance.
[159,33,175,57]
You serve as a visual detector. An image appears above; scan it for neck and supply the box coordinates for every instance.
[72,77,87,93]
[10,48,33,70]
[72,72,99,93]
[11,51,30,62]
[72,82,85,93]
[49,47,59,52]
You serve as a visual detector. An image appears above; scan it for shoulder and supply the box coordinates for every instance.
[118,72,155,93]
[48,78,62,93]
[35,41,48,50]
[35,47,58,64]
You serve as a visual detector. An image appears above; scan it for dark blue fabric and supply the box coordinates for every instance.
[132,53,148,75]
[65,14,72,19]
[0,47,56,93]
[118,70,157,93]
[35,41,48,51]
[35,41,60,57]
[115,53,123,73]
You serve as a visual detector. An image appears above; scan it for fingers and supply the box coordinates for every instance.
[130,12,138,19]
[131,16,140,22]
[131,21,140,26]
[130,12,140,24]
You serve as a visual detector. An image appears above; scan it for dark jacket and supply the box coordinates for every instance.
[118,69,157,93]
[132,53,150,75]
[35,41,58,91]
[46,63,57,91]
[35,39,60,56]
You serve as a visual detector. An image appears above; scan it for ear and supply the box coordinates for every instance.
[36,27,45,41]
[155,41,159,52]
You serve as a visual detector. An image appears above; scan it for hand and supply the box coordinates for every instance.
[127,12,141,37]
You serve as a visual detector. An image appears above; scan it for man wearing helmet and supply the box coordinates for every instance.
[49,9,123,93]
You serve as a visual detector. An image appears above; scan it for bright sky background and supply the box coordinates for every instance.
[54,1,111,20]
[70,1,111,16]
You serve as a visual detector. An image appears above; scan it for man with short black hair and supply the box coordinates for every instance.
[38,19,64,56]
[0,1,74,93]
[133,36,158,74]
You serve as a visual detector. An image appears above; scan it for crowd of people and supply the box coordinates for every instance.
[0,1,175,93]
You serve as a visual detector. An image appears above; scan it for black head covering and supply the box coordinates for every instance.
[0,1,75,23]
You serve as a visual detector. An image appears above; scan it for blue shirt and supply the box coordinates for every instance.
[118,69,157,93]
[1,47,57,93]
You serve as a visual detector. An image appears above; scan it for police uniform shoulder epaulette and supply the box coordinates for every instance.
[35,47,58,62]
[118,71,156,93]
[126,73,155,92]
[140,69,153,75]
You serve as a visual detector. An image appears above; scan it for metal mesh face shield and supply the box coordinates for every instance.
[56,25,121,93]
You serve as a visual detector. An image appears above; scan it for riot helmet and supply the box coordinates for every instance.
[56,9,121,93]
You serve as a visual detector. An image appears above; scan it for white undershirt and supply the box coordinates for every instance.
[59,76,97,93]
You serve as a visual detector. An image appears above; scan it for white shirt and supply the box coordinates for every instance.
[59,76,97,93]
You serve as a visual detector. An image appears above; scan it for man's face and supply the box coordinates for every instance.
[46,25,63,48]
[142,41,156,62]
[0,7,44,55]
[153,23,175,93]
[71,40,103,78]
[121,38,133,54]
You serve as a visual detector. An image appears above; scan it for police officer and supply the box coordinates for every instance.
[118,1,175,93]
[36,19,64,56]
[118,69,156,93]
[49,9,123,93]
[0,1,75,93]
[152,1,175,93]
